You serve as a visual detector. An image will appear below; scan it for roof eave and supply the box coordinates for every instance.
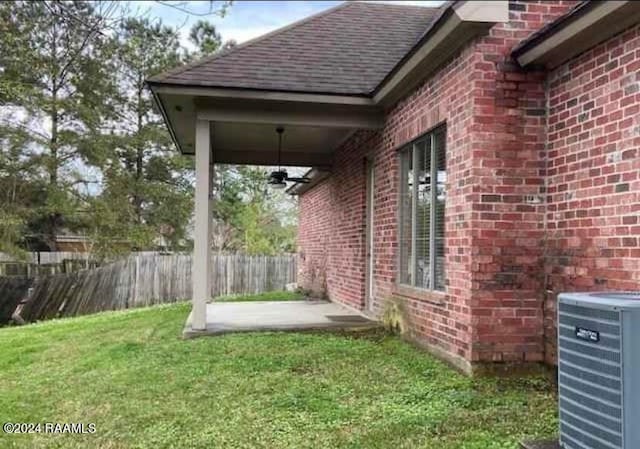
[513,0,640,69]
[148,83,185,153]
[147,81,376,106]
[373,0,509,107]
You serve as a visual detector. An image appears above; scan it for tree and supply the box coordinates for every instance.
[0,0,301,259]
[189,20,222,55]
[0,126,43,258]
[98,17,193,253]
[222,39,237,51]
[0,1,116,250]
[211,165,297,255]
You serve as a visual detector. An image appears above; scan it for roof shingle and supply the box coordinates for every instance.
[148,2,441,96]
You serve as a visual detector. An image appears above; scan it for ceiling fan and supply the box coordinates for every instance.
[268,126,311,188]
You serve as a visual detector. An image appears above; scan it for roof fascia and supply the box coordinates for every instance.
[513,1,640,68]
[150,85,185,153]
[148,83,375,107]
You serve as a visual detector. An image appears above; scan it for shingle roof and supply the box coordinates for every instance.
[148,2,441,96]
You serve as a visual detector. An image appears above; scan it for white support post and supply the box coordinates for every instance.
[192,119,212,330]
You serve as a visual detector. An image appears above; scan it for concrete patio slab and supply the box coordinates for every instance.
[183,300,379,338]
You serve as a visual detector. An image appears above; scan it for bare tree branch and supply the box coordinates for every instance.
[154,1,232,18]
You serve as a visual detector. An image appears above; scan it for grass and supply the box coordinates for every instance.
[0,302,558,449]
[215,290,305,302]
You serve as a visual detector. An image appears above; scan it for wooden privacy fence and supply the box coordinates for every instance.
[13,253,297,323]
[132,253,297,302]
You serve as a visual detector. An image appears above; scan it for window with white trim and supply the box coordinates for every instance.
[398,125,446,291]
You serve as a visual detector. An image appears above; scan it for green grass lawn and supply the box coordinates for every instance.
[0,302,558,449]
[215,290,305,302]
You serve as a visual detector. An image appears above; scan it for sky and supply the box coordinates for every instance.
[131,1,444,49]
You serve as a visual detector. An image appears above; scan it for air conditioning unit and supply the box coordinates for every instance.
[557,292,640,449]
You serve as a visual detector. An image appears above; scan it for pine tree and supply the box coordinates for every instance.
[0,1,116,250]
[101,18,193,251]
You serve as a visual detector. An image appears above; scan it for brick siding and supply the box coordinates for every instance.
[297,180,333,297]
[544,22,640,364]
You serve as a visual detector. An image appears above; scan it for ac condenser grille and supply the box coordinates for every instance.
[558,302,623,449]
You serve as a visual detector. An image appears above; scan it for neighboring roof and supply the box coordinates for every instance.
[148,2,441,96]
[54,235,91,243]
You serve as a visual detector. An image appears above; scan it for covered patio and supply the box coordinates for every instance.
[146,0,503,335]
[147,82,383,334]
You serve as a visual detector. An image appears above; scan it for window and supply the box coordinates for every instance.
[398,126,446,291]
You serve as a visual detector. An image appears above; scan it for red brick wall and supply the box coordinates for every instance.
[544,22,640,364]
[466,0,580,364]
[297,180,332,297]
[296,132,380,306]
[297,0,579,372]
[300,42,480,368]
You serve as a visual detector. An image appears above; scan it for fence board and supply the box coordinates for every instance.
[7,253,296,323]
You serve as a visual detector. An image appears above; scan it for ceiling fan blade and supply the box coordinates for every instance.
[285,177,311,183]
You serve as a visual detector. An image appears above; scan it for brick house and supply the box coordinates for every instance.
[149,1,640,374]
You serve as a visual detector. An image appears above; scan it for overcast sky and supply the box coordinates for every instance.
[131,1,444,49]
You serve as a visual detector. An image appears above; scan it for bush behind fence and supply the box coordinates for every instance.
[1,253,297,324]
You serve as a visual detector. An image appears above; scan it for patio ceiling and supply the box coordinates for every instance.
[152,86,382,167]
